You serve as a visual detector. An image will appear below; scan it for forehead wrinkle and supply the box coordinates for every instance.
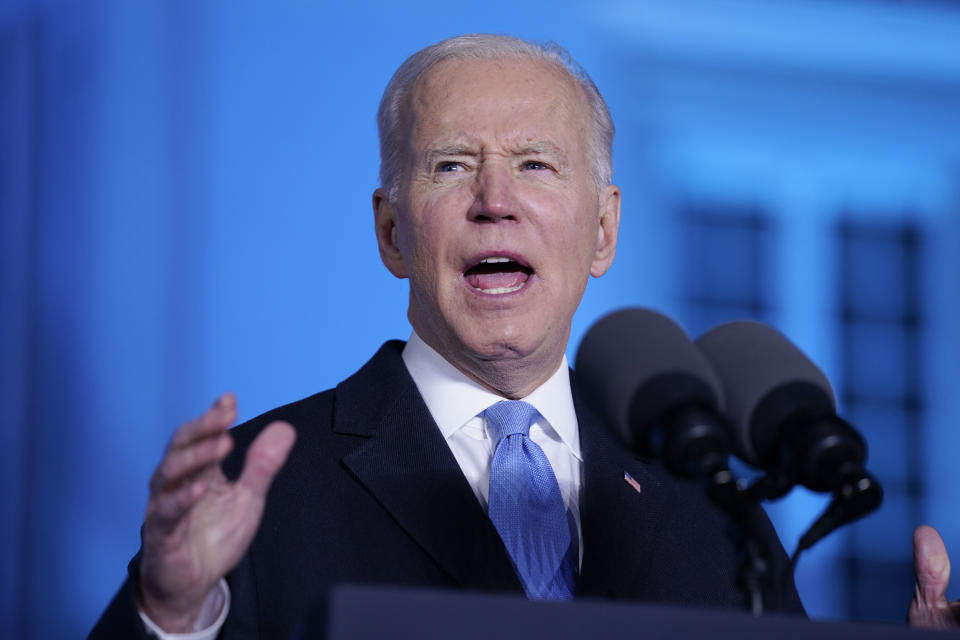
[409,59,590,172]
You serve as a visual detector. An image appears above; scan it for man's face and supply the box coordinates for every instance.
[375,56,620,396]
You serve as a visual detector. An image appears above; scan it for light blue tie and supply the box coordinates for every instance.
[486,400,575,600]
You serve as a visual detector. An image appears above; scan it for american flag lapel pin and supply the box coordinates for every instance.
[623,471,642,496]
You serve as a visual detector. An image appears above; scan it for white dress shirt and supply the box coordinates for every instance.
[401,331,584,558]
[141,332,583,638]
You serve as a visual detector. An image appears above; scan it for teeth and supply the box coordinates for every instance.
[480,256,512,264]
[480,284,525,294]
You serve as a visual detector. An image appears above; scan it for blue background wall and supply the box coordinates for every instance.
[2,1,960,636]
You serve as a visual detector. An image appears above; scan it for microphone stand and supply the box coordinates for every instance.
[705,466,772,616]
[651,406,774,616]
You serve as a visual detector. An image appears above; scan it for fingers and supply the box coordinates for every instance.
[150,394,236,493]
[169,393,237,449]
[237,421,296,499]
[146,394,238,526]
[148,476,210,526]
[150,433,233,494]
[908,524,957,628]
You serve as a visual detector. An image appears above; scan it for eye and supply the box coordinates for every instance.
[521,160,552,171]
[436,161,464,173]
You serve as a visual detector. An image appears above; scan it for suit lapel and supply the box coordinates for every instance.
[335,342,522,592]
[574,376,675,599]
[330,343,672,598]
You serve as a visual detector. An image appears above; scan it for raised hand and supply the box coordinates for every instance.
[908,524,960,629]
[137,393,296,632]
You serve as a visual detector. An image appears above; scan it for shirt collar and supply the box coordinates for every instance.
[401,331,581,460]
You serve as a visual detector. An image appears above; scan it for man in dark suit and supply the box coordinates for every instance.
[90,34,959,638]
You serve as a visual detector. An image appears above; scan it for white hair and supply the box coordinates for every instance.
[376,34,615,201]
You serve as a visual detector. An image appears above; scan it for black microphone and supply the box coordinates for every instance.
[575,307,731,480]
[576,308,776,614]
[695,321,883,553]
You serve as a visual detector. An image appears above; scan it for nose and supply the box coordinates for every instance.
[467,162,519,223]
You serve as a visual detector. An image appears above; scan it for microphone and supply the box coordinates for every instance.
[574,307,731,480]
[695,321,883,552]
[576,308,776,614]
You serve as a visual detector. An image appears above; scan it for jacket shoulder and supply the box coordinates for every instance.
[222,339,409,479]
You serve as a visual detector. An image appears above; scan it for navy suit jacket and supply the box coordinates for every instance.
[90,341,804,639]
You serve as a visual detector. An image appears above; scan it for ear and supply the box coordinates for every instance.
[373,188,408,279]
[590,184,621,278]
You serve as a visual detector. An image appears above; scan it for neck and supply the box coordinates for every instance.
[416,333,565,400]
[460,354,562,400]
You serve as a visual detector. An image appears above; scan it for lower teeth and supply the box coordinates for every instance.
[480,284,524,294]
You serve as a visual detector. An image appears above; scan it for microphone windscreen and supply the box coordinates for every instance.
[575,308,724,452]
[695,321,835,467]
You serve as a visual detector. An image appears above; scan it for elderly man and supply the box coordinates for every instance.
[90,34,957,639]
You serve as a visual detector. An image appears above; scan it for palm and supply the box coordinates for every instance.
[138,395,295,630]
[145,469,259,595]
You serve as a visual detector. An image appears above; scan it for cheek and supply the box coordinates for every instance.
[410,216,446,263]
[399,214,452,289]
[557,208,600,257]
[411,193,466,254]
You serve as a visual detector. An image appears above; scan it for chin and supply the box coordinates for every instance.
[460,326,551,364]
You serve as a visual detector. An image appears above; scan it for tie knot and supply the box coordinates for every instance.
[484,400,540,447]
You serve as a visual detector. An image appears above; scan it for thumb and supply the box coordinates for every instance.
[238,421,296,498]
[909,524,954,628]
[915,525,951,604]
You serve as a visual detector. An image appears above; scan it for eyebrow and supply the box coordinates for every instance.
[421,141,568,170]
[514,142,565,158]
[427,144,478,157]
[425,144,477,159]
[422,145,478,171]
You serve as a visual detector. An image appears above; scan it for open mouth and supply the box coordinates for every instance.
[463,256,534,295]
